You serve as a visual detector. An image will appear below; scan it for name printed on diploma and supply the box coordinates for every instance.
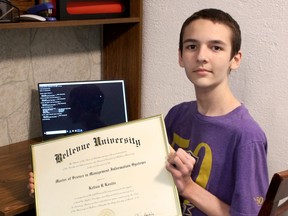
[54,136,141,163]
[89,181,116,190]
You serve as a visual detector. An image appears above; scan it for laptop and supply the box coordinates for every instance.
[38,80,128,140]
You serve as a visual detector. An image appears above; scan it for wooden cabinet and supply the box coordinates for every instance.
[0,1,142,215]
[102,1,142,120]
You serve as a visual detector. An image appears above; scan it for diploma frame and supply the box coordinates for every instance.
[31,115,182,216]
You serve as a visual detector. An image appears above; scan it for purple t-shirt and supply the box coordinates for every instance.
[165,101,269,216]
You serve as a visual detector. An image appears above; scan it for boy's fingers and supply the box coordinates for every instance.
[169,145,175,153]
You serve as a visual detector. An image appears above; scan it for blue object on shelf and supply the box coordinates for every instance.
[27,2,54,15]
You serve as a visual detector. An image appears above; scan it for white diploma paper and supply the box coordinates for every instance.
[32,115,182,216]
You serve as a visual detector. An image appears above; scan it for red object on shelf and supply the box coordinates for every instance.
[66,2,124,15]
[56,0,128,20]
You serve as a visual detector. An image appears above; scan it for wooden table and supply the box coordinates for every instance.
[0,138,41,216]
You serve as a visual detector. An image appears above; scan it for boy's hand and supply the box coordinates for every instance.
[166,146,196,196]
[27,167,35,198]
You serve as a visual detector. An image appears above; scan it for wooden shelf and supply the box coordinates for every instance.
[0,17,141,29]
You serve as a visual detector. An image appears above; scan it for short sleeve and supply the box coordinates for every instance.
[230,140,269,216]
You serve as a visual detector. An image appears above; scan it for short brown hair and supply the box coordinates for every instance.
[179,8,241,59]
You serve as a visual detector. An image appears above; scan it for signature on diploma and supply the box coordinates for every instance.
[135,212,155,216]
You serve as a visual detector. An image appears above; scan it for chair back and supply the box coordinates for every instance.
[258,169,288,216]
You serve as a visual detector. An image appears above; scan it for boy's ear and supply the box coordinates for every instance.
[230,51,242,70]
[178,49,184,67]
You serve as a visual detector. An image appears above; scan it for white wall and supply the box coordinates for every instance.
[142,0,288,179]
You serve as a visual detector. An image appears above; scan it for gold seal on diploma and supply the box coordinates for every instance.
[98,209,116,216]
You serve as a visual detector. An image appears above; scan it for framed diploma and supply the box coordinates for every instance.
[31,115,182,216]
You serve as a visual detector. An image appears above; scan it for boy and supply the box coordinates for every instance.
[165,8,269,216]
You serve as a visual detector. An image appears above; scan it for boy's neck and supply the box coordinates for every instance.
[195,86,241,117]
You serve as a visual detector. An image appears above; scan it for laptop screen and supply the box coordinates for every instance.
[38,80,128,140]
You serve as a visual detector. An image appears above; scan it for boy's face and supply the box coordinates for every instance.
[179,19,241,91]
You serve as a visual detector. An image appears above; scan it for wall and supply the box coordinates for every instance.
[0,26,101,146]
[142,0,288,178]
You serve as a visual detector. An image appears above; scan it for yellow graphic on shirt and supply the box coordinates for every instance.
[254,196,264,206]
[171,133,212,188]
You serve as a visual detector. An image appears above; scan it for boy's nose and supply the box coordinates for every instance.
[196,46,208,63]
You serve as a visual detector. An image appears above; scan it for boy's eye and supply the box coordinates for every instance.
[186,44,197,50]
[211,46,222,51]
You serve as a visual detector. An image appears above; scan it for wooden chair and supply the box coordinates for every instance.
[258,169,288,216]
